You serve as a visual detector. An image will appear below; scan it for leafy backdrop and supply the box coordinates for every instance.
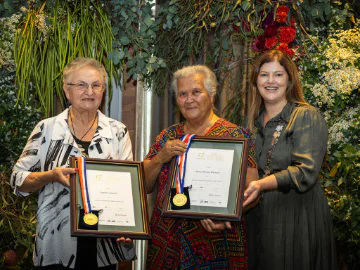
[0,0,359,268]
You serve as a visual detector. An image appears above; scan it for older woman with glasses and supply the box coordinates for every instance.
[11,57,135,269]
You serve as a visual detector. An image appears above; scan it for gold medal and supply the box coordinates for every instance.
[173,193,187,207]
[83,213,98,225]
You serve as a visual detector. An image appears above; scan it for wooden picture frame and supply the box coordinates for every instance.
[162,136,249,221]
[70,157,151,239]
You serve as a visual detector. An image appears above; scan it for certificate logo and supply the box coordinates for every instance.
[206,153,224,161]
[196,153,205,160]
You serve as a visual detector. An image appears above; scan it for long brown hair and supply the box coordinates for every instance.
[247,50,307,133]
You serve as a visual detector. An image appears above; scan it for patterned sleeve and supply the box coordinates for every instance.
[145,125,180,160]
[10,120,45,197]
[145,129,168,160]
[242,128,257,168]
[118,126,133,161]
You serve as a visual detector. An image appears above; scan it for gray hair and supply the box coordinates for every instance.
[171,65,217,97]
[63,57,107,84]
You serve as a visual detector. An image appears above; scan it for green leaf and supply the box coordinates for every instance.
[144,16,153,27]
[324,5,331,16]
[241,0,251,11]
[126,60,134,68]
[338,177,343,186]
[169,6,177,14]
[311,8,319,17]
[118,51,125,60]
[152,63,159,70]
[221,39,229,50]
[138,59,145,70]
[146,64,153,72]
[149,56,157,64]
[324,180,332,187]
[120,36,131,45]
[112,27,119,35]
[120,10,128,20]
[3,1,10,9]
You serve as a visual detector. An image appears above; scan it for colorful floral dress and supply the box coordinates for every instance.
[145,119,256,270]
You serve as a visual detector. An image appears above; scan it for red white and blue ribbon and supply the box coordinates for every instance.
[77,156,92,214]
[175,134,196,194]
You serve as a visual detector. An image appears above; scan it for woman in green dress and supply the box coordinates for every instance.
[243,50,336,270]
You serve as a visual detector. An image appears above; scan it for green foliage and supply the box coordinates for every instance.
[0,71,42,171]
[324,144,360,268]
[152,0,273,96]
[0,71,41,269]
[14,0,117,116]
[104,0,166,83]
[0,0,27,17]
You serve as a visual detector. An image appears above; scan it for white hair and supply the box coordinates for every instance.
[171,65,217,97]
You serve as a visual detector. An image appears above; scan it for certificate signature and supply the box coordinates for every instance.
[185,148,234,207]
[86,170,135,226]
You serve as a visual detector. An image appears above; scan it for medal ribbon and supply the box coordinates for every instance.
[77,156,92,214]
[175,134,196,194]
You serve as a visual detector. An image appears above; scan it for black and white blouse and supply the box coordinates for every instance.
[11,108,136,268]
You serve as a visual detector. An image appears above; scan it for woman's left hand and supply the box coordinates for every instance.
[200,219,231,233]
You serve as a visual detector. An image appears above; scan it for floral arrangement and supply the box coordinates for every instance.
[252,5,298,56]
[0,13,22,72]
[300,23,360,268]
[301,25,360,148]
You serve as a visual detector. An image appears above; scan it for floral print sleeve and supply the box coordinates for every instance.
[145,123,184,160]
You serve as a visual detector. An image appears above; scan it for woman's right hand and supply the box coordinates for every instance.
[51,167,78,188]
[18,167,77,193]
[243,180,261,207]
[154,139,187,164]
[144,139,187,193]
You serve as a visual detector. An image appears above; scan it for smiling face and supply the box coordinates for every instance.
[256,61,289,107]
[176,73,213,123]
[63,65,104,113]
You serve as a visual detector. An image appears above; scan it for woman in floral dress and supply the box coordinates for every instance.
[144,65,258,269]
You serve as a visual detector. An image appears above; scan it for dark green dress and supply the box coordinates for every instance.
[253,102,336,270]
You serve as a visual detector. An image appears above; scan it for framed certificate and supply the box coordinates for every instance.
[70,157,151,239]
[162,136,249,221]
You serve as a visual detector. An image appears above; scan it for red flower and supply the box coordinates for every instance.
[276,43,295,56]
[264,24,278,37]
[279,26,296,44]
[265,36,278,49]
[290,18,297,27]
[233,24,240,32]
[276,6,289,23]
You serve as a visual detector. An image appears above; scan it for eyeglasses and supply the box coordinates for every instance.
[67,82,104,92]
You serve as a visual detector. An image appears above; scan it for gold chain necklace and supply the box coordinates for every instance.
[69,110,98,141]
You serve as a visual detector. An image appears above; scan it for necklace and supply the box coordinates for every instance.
[69,110,98,141]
